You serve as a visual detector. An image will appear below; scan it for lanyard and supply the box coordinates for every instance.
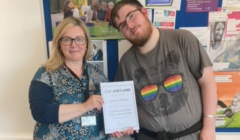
[65,64,90,102]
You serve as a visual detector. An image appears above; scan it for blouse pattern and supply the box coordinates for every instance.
[32,62,110,140]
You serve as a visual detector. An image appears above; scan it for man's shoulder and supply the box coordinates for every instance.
[160,29,196,44]
[120,46,134,60]
[161,29,192,36]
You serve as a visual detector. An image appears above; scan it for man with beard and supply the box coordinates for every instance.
[110,0,217,140]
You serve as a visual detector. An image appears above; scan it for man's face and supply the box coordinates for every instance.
[115,5,152,47]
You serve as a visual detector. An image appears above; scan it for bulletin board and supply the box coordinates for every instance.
[42,0,240,133]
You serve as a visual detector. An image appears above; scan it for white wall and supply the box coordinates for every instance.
[0,0,239,140]
[0,0,46,139]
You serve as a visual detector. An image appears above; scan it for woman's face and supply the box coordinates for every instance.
[92,0,97,6]
[60,26,87,63]
[101,2,107,9]
[214,22,225,41]
[68,2,73,8]
[108,3,114,9]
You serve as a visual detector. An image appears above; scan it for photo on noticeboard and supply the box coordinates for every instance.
[50,0,124,40]
[208,11,240,71]
[87,40,108,76]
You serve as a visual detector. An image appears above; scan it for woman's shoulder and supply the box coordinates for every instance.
[31,67,54,86]
[32,67,47,80]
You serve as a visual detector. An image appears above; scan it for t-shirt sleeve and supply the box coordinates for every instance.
[28,68,59,124]
[115,48,135,82]
[179,30,212,79]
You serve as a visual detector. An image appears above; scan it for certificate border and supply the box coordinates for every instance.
[101,81,139,133]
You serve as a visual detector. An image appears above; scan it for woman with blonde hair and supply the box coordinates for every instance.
[29,17,110,139]
[209,21,226,61]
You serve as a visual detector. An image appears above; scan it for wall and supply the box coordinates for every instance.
[0,0,46,139]
[0,0,239,140]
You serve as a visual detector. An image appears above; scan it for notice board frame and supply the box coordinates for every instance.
[42,0,240,133]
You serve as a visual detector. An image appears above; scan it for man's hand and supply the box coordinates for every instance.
[111,128,139,138]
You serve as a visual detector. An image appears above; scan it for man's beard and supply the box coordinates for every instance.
[127,18,153,47]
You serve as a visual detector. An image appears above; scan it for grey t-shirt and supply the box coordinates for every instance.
[115,29,212,140]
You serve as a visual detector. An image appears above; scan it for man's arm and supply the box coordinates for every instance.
[198,66,217,140]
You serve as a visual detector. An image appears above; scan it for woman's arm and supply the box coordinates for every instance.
[29,81,104,124]
[58,95,103,123]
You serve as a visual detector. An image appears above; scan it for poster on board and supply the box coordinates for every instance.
[222,0,240,12]
[144,0,181,10]
[186,0,218,13]
[153,9,176,29]
[208,11,240,71]
[50,0,124,40]
[87,40,108,76]
[215,71,240,128]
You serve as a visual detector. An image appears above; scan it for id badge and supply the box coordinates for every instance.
[81,116,96,126]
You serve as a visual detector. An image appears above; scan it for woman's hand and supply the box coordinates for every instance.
[83,95,104,112]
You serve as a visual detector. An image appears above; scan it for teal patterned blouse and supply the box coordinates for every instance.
[29,62,111,140]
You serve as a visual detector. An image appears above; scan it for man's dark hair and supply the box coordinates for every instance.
[110,0,143,29]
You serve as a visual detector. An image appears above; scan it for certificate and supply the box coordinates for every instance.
[100,81,139,134]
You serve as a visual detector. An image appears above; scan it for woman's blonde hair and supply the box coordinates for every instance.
[42,17,92,72]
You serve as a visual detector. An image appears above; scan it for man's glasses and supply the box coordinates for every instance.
[60,36,87,46]
[141,74,183,101]
[118,9,140,32]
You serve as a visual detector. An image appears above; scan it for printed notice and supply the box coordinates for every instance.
[100,81,139,134]
[153,9,176,29]
[186,0,218,13]
[180,27,210,52]
[222,0,240,12]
